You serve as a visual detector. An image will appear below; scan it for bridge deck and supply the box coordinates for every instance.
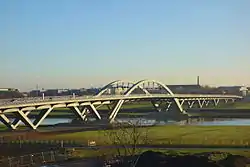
[0,94,241,110]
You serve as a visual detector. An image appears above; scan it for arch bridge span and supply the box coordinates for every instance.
[0,79,242,130]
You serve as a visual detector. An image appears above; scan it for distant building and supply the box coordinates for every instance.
[0,88,9,92]
[106,88,112,95]
[22,92,28,97]
[239,86,248,96]
[0,88,23,99]
[57,89,71,96]
[44,89,59,96]
[217,86,244,96]
[68,89,81,96]
[166,85,202,94]
[197,76,200,85]
[29,90,41,97]
[0,88,18,92]
[115,87,125,95]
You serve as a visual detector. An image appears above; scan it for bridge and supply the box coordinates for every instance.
[0,79,242,130]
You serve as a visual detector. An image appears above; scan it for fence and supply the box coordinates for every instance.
[0,139,82,148]
[0,150,72,167]
[0,138,250,166]
[1,136,250,147]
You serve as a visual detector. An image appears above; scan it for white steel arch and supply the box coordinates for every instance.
[96,80,123,97]
[108,79,186,123]
[124,79,185,113]
[124,79,175,96]
[125,79,186,113]
[96,80,150,97]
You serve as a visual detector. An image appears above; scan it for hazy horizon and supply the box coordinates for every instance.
[2,76,249,92]
[1,0,250,91]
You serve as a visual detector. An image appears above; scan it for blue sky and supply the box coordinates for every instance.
[1,0,250,91]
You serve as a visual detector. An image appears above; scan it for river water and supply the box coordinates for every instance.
[2,117,250,126]
[114,118,250,126]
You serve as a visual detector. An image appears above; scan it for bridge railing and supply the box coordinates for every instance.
[0,150,72,167]
[0,94,241,107]
[0,94,155,105]
[0,93,241,101]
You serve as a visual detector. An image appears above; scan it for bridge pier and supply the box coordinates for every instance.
[70,104,102,123]
[182,98,237,110]
[213,99,220,106]
[151,101,172,112]
[10,108,54,130]
[0,111,16,130]
[184,99,221,109]
[70,106,88,123]
[12,110,31,129]
[0,81,242,131]
[106,102,119,119]
[186,101,194,108]
[197,99,207,108]
[14,110,36,129]
[109,100,125,123]
[87,104,102,120]
[108,98,189,123]
[150,99,188,120]
[205,100,210,107]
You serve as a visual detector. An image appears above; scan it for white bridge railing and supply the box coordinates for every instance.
[0,94,242,108]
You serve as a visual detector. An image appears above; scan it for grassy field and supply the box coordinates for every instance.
[2,125,250,146]
[61,125,250,160]
[45,125,250,146]
[1,125,250,161]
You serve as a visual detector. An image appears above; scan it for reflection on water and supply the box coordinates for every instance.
[2,118,72,126]
[116,118,250,126]
[2,117,250,126]
[40,119,72,125]
[191,118,250,126]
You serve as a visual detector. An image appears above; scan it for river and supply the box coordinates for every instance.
[2,117,250,126]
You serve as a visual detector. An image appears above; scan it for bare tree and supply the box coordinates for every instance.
[103,119,150,157]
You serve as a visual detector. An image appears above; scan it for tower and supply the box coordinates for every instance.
[197,76,200,85]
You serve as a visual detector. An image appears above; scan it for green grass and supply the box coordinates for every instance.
[46,125,250,146]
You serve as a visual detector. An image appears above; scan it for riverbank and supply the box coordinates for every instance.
[41,125,250,146]
[1,125,250,165]
[2,125,250,145]
[188,108,250,118]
